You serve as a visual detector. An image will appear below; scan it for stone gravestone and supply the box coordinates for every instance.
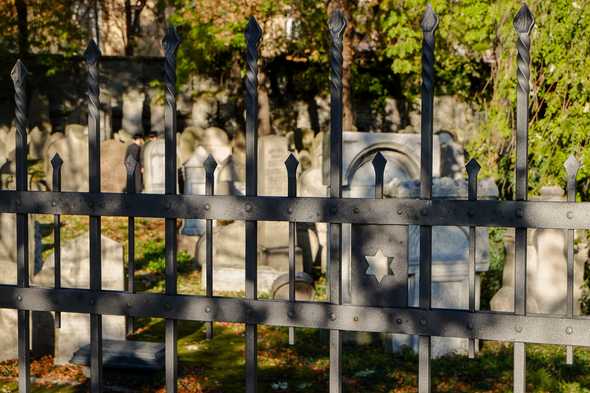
[385,178,497,357]
[142,139,166,194]
[31,233,126,364]
[45,125,89,192]
[180,146,209,236]
[100,138,131,192]
[491,186,588,315]
[122,89,144,136]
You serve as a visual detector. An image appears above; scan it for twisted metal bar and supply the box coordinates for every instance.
[11,58,30,393]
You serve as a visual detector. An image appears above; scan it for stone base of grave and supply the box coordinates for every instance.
[71,339,164,370]
[201,265,290,294]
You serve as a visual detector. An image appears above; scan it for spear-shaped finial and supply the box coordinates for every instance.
[466,159,481,201]
[466,158,481,177]
[372,152,387,199]
[162,26,181,54]
[204,154,218,176]
[564,155,581,180]
[421,4,439,33]
[328,10,347,38]
[51,153,64,171]
[84,39,101,65]
[245,16,262,45]
[284,153,299,176]
[10,59,28,87]
[513,4,535,34]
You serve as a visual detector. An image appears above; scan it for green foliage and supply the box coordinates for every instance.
[136,239,193,274]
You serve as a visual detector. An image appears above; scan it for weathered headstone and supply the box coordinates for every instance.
[122,89,144,135]
[491,186,587,315]
[28,126,49,160]
[45,125,89,191]
[31,233,126,364]
[142,139,166,193]
[180,146,209,236]
[100,139,130,192]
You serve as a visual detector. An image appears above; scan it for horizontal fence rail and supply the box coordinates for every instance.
[2,3,585,393]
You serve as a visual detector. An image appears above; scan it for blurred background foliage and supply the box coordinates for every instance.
[0,0,589,199]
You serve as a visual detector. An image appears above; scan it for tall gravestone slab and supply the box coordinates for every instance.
[142,139,166,194]
[181,146,209,235]
[31,233,126,364]
[122,89,144,135]
[257,135,289,249]
[100,139,130,192]
[45,125,89,192]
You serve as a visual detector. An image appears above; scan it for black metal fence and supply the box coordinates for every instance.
[1,3,585,393]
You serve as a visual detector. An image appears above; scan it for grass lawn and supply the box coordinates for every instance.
[0,216,589,392]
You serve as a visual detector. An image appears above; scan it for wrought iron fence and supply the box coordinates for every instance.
[0,3,585,393]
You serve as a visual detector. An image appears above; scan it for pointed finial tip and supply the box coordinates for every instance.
[84,39,101,64]
[371,152,387,172]
[513,4,535,34]
[204,154,218,173]
[329,10,347,36]
[421,4,439,32]
[245,17,262,43]
[10,59,28,84]
[162,26,181,51]
[466,158,481,174]
[285,153,299,173]
[51,153,63,168]
[564,155,581,177]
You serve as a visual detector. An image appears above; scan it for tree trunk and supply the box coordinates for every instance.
[258,69,272,136]
[15,0,28,56]
[328,0,355,131]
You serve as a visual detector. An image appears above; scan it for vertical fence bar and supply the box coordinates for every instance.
[162,26,180,393]
[51,154,64,329]
[564,155,580,365]
[328,11,346,393]
[204,155,217,340]
[244,17,262,393]
[418,5,438,393]
[285,154,299,345]
[513,5,534,393]
[84,40,103,393]
[12,59,30,393]
[125,156,137,336]
[466,159,480,359]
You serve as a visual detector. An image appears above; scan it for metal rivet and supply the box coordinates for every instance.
[165,304,172,310]
[90,299,95,305]
[566,327,573,335]
[166,202,172,210]
[397,209,403,215]
[127,302,132,308]
[330,206,337,215]
[205,306,211,313]
[287,207,293,214]
[467,209,474,217]
[353,315,359,322]
[420,208,427,216]
[329,312,336,321]
[467,323,474,330]
[396,318,402,325]
[51,200,57,207]
[288,311,294,318]
[17,295,22,301]
[16,199,21,206]
[245,203,252,212]
[515,325,522,333]
[353,207,359,214]
[204,204,210,211]
[88,201,94,208]
[516,208,524,218]
[567,211,574,220]
[419,319,426,326]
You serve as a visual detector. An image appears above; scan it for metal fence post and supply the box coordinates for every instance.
[419,5,438,393]
[328,10,346,393]
[513,5,534,392]
[51,153,63,329]
[204,155,217,340]
[466,159,480,359]
[125,155,138,336]
[285,154,299,345]
[564,155,580,365]
[244,16,262,393]
[12,58,30,393]
[162,25,181,393]
[84,39,104,393]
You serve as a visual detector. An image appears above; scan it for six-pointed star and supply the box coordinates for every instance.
[365,249,395,284]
